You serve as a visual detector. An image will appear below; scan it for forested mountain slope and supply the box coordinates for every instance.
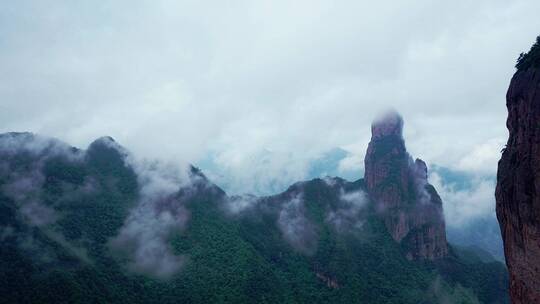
[0,129,508,303]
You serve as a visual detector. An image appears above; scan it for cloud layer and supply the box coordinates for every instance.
[1,1,539,195]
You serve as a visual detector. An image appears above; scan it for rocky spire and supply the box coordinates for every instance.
[364,111,448,260]
[370,110,404,140]
[496,41,540,303]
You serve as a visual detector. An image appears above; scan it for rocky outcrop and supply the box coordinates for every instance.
[496,58,540,302]
[364,111,448,260]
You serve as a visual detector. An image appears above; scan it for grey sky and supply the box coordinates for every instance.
[1,1,539,196]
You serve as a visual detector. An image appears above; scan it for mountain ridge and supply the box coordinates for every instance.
[0,120,508,303]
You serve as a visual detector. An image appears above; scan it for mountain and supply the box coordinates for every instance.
[0,121,508,303]
[496,36,540,303]
[198,140,505,262]
[364,111,448,260]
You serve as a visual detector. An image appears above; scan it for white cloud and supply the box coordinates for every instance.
[338,153,364,174]
[110,158,192,279]
[429,172,496,228]
[224,194,258,215]
[206,148,310,195]
[278,194,318,254]
[0,1,537,193]
[455,138,505,175]
[326,189,368,232]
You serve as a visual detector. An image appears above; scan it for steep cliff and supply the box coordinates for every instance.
[496,37,540,304]
[364,111,448,260]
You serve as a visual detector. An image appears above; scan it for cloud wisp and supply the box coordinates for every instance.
[223,194,258,215]
[277,194,318,255]
[326,188,368,233]
[110,159,192,279]
[429,172,496,228]
[0,134,74,228]
[0,133,93,263]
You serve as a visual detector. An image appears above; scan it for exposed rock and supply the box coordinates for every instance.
[364,111,448,260]
[496,65,540,303]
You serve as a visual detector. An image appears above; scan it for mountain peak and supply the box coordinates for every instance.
[412,158,428,180]
[364,113,448,260]
[86,136,130,174]
[87,136,127,158]
[89,136,118,148]
[371,110,404,140]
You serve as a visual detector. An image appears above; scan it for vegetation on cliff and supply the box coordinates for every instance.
[516,36,540,71]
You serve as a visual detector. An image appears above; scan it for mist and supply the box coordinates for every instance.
[110,158,192,279]
[1,1,539,197]
[326,187,368,233]
[277,194,318,255]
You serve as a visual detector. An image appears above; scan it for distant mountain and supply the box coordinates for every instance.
[306,147,361,181]
[0,120,508,303]
[196,147,361,196]
[198,140,504,262]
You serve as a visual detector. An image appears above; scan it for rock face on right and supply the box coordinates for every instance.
[496,39,540,304]
[364,111,448,260]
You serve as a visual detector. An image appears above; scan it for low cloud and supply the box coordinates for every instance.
[326,188,368,233]
[430,172,496,228]
[455,138,505,175]
[337,154,363,176]
[224,194,258,215]
[110,200,188,278]
[277,194,318,255]
[199,148,311,196]
[0,133,83,160]
[110,159,191,279]
[0,132,195,277]
[0,134,86,228]
[128,158,192,199]
[1,159,59,228]
[0,134,94,264]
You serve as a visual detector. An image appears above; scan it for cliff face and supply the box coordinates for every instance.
[364,112,448,260]
[496,67,540,303]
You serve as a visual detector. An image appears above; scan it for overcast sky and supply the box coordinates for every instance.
[2,1,540,193]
